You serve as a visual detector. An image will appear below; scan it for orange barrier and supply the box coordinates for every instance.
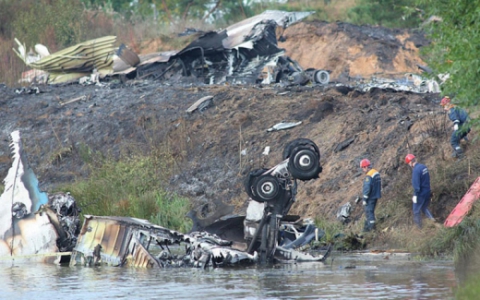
[444,177,480,227]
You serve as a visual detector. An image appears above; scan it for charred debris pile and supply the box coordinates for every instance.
[0,130,332,268]
[13,10,440,93]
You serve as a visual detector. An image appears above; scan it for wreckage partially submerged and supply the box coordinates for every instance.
[74,137,329,267]
[71,215,258,268]
[15,11,329,86]
[0,131,330,267]
[0,131,80,263]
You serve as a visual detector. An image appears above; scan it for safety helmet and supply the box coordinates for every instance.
[440,96,451,106]
[405,154,416,164]
[360,159,371,168]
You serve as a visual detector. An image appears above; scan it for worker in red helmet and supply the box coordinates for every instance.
[359,158,381,232]
[405,154,434,229]
[440,96,471,158]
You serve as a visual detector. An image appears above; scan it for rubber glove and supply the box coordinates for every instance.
[412,196,417,204]
[454,124,459,131]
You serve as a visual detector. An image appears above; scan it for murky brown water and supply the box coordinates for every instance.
[0,253,456,300]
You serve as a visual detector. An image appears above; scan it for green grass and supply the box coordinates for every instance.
[59,151,192,233]
[456,272,480,300]
[315,216,345,243]
[313,215,367,250]
[150,191,193,233]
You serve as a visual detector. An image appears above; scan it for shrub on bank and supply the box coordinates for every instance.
[61,152,192,233]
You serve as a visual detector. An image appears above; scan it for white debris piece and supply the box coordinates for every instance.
[262,146,270,155]
[267,121,302,132]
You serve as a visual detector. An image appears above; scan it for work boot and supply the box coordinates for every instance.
[456,148,465,159]
[362,226,370,233]
[363,220,375,232]
[452,148,464,159]
[414,214,422,229]
[362,220,371,232]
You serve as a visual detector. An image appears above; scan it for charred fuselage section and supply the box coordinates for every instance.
[115,11,330,86]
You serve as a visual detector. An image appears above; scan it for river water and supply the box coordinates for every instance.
[0,252,456,300]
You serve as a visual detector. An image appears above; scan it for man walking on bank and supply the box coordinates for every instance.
[440,96,471,158]
[360,159,381,232]
[405,154,435,229]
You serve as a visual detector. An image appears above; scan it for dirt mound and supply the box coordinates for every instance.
[280,21,428,80]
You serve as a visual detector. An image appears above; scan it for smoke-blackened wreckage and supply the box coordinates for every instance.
[13,10,446,93]
[2,10,334,268]
[14,10,331,87]
[0,129,329,267]
[14,9,447,97]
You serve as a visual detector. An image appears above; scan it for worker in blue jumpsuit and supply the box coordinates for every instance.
[360,158,381,232]
[405,154,434,228]
[440,96,471,158]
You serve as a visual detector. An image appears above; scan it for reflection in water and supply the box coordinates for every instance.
[0,255,456,300]
[455,249,480,285]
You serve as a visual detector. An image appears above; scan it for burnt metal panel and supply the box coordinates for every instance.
[176,31,228,56]
[223,10,313,49]
[128,240,160,268]
[71,215,184,268]
[104,223,121,257]
[71,216,127,266]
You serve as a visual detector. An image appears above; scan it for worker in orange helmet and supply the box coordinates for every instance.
[405,154,435,229]
[359,158,381,232]
[440,96,471,158]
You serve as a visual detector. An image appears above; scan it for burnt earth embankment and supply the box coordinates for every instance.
[0,80,460,226]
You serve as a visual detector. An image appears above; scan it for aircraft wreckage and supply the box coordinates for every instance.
[15,10,330,86]
[0,131,330,267]
[14,10,445,93]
